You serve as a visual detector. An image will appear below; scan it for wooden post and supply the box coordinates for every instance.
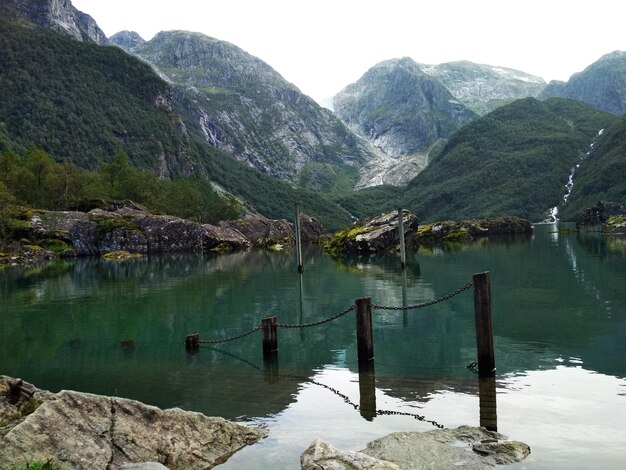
[261,316,278,359]
[479,376,498,431]
[473,272,495,378]
[398,208,406,268]
[355,297,374,364]
[185,333,199,352]
[295,203,304,273]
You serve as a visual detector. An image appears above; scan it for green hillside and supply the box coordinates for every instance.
[401,98,617,222]
[0,18,353,231]
[561,117,626,219]
[0,18,190,174]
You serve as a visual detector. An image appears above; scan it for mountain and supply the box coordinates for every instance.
[111,30,375,188]
[0,11,355,230]
[417,61,547,115]
[540,51,626,115]
[401,98,617,222]
[560,117,626,220]
[333,57,478,187]
[0,17,193,175]
[0,0,107,44]
[109,30,146,50]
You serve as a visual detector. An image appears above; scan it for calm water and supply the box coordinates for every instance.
[1,224,625,469]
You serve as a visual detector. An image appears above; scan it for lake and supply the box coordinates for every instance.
[1,223,625,469]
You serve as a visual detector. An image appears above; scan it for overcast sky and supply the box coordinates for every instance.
[72,0,626,105]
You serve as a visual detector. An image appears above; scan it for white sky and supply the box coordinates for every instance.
[72,0,626,105]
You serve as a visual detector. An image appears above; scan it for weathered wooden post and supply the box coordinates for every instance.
[398,208,406,269]
[261,316,278,359]
[185,333,200,352]
[355,297,374,365]
[479,376,498,431]
[295,203,304,273]
[473,272,495,378]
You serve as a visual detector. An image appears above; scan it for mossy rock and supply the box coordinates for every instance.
[89,214,140,234]
[102,250,142,261]
[324,224,375,257]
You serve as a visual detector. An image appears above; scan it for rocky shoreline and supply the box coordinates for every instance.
[0,202,326,267]
[1,377,531,469]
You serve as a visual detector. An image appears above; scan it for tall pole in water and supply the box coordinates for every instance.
[398,208,407,269]
[295,203,304,273]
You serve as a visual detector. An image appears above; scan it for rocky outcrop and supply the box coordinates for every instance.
[325,210,418,258]
[576,201,626,231]
[0,0,108,45]
[416,217,533,244]
[302,426,530,470]
[0,376,265,470]
[15,203,325,259]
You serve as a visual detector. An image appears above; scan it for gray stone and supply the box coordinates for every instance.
[301,439,400,470]
[360,426,530,469]
[0,377,266,470]
[326,210,419,257]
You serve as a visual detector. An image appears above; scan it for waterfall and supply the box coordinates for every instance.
[544,128,605,222]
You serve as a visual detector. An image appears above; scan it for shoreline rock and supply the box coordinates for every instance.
[0,376,266,470]
[576,201,626,234]
[1,202,326,266]
[325,210,419,258]
[301,426,531,469]
[416,217,533,244]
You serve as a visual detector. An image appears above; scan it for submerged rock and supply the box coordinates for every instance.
[0,376,266,470]
[302,426,530,470]
[325,210,419,258]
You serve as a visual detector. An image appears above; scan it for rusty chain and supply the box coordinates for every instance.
[276,304,356,329]
[191,281,472,343]
[372,282,473,311]
[197,326,261,344]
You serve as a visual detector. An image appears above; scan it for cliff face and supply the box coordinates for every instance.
[112,30,376,183]
[540,51,626,115]
[1,0,108,44]
[334,57,477,187]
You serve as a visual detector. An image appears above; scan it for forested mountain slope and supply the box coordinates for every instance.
[401,98,617,222]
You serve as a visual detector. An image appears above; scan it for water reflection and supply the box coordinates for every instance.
[2,224,626,468]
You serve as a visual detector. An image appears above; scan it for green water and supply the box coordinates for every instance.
[1,224,625,469]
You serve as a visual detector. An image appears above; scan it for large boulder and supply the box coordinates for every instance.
[325,210,419,258]
[302,426,530,470]
[222,216,294,248]
[0,376,266,470]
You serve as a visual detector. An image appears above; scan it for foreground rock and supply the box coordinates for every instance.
[301,426,530,469]
[0,376,266,470]
[325,210,419,258]
[416,217,533,244]
[577,201,626,233]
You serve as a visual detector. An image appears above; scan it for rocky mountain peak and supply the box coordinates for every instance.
[109,30,146,52]
[1,0,108,44]
[540,50,626,115]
